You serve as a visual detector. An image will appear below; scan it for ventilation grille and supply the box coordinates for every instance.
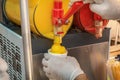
[0,23,25,80]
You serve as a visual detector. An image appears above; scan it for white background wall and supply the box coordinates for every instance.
[106,20,120,39]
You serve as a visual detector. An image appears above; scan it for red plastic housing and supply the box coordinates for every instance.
[52,0,84,26]
[73,4,109,38]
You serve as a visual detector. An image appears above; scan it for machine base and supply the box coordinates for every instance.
[0,22,110,80]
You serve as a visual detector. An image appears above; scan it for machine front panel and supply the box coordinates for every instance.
[33,42,109,80]
[0,23,26,80]
[0,23,110,80]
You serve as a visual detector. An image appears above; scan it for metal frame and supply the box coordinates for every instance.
[20,0,34,80]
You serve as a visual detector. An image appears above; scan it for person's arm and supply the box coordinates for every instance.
[75,74,88,80]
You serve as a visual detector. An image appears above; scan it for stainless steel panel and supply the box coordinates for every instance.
[68,42,109,80]
[33,54,49,80]
[33,42,109,80]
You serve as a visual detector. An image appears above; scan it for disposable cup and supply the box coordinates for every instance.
[48,49,68,57]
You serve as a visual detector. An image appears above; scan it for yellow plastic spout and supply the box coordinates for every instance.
[50,36,67,54]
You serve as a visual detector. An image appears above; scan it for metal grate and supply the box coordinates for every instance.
[0,23,26,80]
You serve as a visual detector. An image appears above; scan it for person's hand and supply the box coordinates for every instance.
[0,72,9,80]
[0,58,8,72]
[0,57,9,80]
[90,0,120,19]
[42,53,84,80]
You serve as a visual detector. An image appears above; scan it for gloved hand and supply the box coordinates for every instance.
[90,0,120,19]
[0,72,9,80]
[0,57,9,80]
[42,53,84,80]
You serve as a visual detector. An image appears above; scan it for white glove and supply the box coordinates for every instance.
[0,58,8,72]
[0,72,9,80]
[0,57,9,80]
[42,53,84,80]
[90,0,120,19]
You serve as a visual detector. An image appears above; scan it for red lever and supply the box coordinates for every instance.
[62,1,84,24]
[52,0,84,26]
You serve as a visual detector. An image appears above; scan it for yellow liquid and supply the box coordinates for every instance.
[50,36,66,54]
[50,44,66,54]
